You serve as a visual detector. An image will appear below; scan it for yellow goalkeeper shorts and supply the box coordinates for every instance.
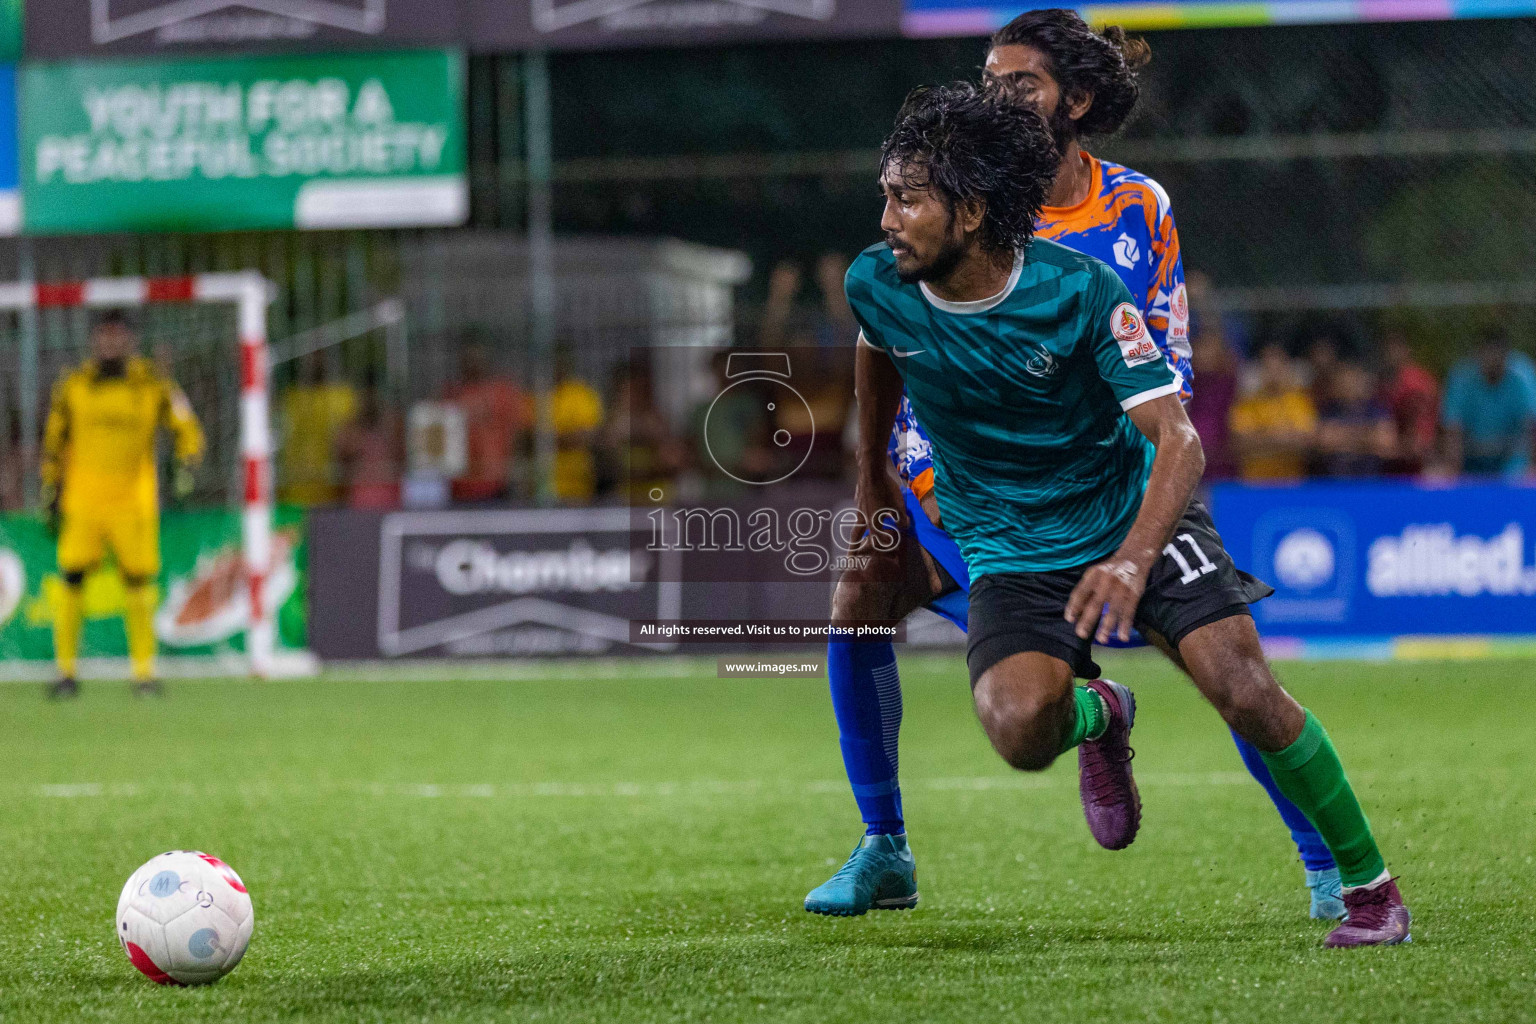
[57,504,160,581]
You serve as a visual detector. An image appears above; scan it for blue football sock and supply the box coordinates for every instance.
[828,640,904,835]
[1231,728,1336,872]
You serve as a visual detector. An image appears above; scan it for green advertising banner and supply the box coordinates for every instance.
[0,508,307,664]
[0,0,18,62]
[21,49,466,234]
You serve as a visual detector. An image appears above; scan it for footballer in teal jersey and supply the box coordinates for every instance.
[812,80,1410,947]
[813,9,1346,928]
[847,238,1179,577]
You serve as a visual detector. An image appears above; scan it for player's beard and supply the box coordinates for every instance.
[890,224,969,285]
[1047,102,1077,160]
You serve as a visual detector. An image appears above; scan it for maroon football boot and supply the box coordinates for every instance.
[1078,679,1141,850]
[1325,877,1412,948]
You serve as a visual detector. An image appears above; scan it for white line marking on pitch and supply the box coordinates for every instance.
[28,771,1271,800]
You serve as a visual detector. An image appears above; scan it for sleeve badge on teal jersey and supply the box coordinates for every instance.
[1112,302,1159,367]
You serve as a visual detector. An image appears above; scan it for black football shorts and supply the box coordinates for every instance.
[965,498,1273,683]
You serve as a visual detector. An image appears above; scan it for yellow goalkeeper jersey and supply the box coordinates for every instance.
[42,356,205,513]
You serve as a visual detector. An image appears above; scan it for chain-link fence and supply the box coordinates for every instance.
[492,17,1536,360]
[397,233,750,405]
[1106,18,1536,362]
[0,230,751,511]
[2,18,1530,509]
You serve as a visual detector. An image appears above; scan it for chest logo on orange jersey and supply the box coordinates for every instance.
[1111,302,1159,367]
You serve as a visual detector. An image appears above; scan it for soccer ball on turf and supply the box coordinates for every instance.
[115,851,254,986]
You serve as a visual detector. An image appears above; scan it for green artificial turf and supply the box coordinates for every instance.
[1,653,1532,1022]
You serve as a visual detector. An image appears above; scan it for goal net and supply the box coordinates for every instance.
[0,274,279,676]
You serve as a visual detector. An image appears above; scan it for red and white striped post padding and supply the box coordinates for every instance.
[0,273,276,677]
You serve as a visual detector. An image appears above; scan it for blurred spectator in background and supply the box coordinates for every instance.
[1441,329,1536,479]
[548,347,605,504]
[152,341,175,379]
[1304,330,1344,412]
[776,347,854,480]
[812,252,859,348]
[688,350,774,498]
[759,252,859,350]
[755,255,857,478]
[1185,270,1252,364]
[599,359,683,504]
[1,411,23,511]
[759,259,803,351]
[1187,319,1239,479]
[1314,362,1396,477]
[278,351,356,506]
[444,342,532,504]
[335,387,404,510]
[1377,332,1440,476]
[1230,341,1317,482]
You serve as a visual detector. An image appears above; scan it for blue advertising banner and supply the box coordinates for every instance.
[0,63,17,235]
[1210,482,1536,639]
[902,0,1536,37]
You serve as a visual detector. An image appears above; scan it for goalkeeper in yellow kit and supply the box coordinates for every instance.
[41,311,204,699]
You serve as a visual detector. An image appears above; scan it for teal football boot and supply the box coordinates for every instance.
[1307,867,1346,921]
[804,834,918,916]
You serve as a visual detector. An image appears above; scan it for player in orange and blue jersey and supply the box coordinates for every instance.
[890,152,1193,525]
[810,10,1343,924]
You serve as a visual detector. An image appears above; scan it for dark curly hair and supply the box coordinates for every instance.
[880,82,1058,256]
[990,9,1150,139]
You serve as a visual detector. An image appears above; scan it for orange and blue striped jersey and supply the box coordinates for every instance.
[1036,153,1190,367]
[890,152,1190,499]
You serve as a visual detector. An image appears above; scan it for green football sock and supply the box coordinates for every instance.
[1059,686,1108,754]
[1258,710,1387,888]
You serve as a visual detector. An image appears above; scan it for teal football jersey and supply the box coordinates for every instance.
[847,239,1182,576]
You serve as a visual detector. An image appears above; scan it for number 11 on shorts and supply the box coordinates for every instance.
[1164,533,1217,585]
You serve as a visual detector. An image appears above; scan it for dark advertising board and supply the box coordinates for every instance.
[312,507,677,658]
[468,0,902,52]
[27,1,902,56]
[308,505,861,659]
[26,0,466,57]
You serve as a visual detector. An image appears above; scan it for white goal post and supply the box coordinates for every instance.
[0,272,277,677]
